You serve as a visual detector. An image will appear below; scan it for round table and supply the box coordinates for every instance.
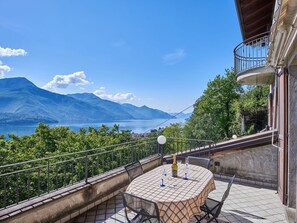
[126,164,216,223]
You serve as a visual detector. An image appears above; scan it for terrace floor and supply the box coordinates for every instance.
[69,179,287,223]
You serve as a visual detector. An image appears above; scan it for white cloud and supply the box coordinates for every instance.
[0,47,27,57]
[163,49,186,65]
[0,60,11,78]
[94,87,138,102]
[0,47,27,77]
[43,71,91,90]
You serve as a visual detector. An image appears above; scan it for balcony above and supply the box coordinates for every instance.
[234,32,274,85]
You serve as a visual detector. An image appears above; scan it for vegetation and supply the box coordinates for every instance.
[0,123,134,165]
[184,68,269,141]
[0,124,160,208]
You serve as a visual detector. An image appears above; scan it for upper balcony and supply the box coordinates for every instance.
[234,32,275,85]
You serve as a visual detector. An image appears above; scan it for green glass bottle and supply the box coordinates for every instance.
[172,154,178,177]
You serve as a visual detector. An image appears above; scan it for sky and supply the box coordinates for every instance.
[0,0,242,113]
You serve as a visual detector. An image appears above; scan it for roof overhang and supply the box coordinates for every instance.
[235,0,275,40]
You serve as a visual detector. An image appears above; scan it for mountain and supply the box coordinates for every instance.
[0,78,116,124]
[0,77,173,124]
[68,93,134,120]
[121,104,172,119]
[169,112,192,120]
[68,93,173,120]
[0,112,58,124]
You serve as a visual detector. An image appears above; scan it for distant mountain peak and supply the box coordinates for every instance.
[0,77,36,89]
[68,92,103,101]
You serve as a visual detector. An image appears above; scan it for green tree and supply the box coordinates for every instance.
[35,123,57,155]
[184,68,243,141]
[232,85,269,134]
[163,123,183,138]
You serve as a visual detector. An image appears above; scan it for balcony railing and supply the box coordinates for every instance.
[0,137,214,209]
[234,32,270,76]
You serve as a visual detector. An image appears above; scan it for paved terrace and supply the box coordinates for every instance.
[67,179,287,223]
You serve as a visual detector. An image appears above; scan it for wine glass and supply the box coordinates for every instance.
[160,166,167,187]
[184,157,189,180]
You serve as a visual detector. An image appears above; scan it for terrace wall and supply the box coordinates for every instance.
[212,144,278,187]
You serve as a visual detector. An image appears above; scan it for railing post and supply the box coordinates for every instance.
[111,150,114,169]
[131,145,134,162]
[47,159,50,193]
[120,150,122,167]
[3,176,7,208]
[55,164,58,190]
[27,174,30,199]
[85,150,88,184]
[160,144,164,160]
[16,173,19,203]
[37,168,41,196]
[208,143,211,159]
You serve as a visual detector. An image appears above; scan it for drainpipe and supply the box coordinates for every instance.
[272,69,279,148]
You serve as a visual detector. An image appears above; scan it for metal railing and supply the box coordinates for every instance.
[0,137,214,209]
[0,138,158,209]
[234,32,270,76]
[164,137,214,158]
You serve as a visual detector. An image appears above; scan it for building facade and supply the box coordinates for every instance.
[234,0,297,219]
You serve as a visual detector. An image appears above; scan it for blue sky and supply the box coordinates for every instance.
[0,0,241,113]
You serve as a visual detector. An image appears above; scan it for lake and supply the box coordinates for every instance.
[0,118,186,137]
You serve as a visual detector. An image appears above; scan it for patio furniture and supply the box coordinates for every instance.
[125,161,144,182]
[195,175,235,223]
[121,191,162,223]
[126,164,215,223]
[187,156,211,169]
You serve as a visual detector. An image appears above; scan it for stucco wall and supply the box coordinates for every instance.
[288,65,297,208]
[212,144,278,186]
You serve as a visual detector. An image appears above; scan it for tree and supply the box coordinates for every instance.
[232,85,269,134]
[163,123,183,138]
[184,68,243,141]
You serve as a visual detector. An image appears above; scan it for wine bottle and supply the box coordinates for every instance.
[172,154,178,177]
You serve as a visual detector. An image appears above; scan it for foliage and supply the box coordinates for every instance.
[231,85,269,135]
[0,123,141,208]
[184,69,243,141]
[184,68,269,142]
[162,123,184,138]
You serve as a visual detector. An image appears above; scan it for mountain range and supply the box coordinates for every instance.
[0,77,174,124]
[169,112,192,120]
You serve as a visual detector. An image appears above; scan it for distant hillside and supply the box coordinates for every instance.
[69,93,173,120]
[122,103,172,119]
[170,112,192,120]
[0,77,173,124]
[68,93,134,120]
[0,113,58,124]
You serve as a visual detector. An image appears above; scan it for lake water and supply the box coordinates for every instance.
[0,118,186,137]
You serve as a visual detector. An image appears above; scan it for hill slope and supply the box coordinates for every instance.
[0,78,115,123]
[68,93,173,120]
[0,78,173,124]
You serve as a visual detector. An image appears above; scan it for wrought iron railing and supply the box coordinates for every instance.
[234,32,270,76]
[0,137,214,209]
[164,137,214,158]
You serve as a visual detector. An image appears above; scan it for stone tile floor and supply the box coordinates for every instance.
[70,179,287,223]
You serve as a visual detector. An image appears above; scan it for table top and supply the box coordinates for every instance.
[126,164,215,223]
